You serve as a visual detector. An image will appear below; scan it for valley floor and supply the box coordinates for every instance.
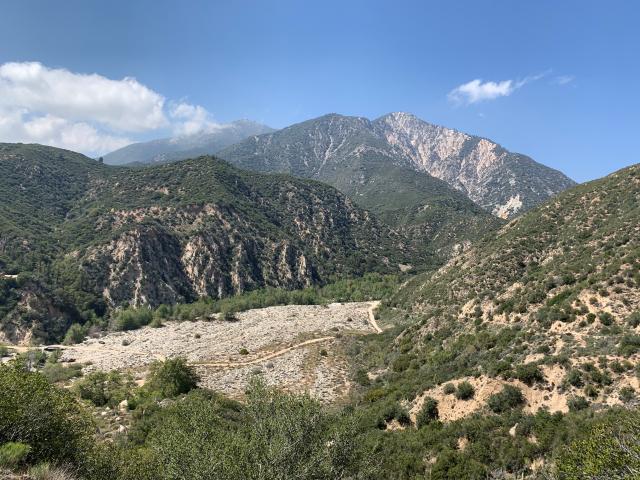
[57,301,381,402]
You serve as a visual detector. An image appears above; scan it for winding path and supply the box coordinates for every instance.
[192,336,336,368]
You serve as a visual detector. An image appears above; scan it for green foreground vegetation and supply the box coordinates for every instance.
[2,350,640,480]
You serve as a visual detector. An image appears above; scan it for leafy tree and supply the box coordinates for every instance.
[416,397,439,428]
[146,358,199,398]
[0,363,93,467]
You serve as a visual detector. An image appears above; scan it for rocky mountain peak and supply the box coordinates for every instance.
[373,112,575,217]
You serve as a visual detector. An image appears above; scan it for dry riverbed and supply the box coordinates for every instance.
[60,301,380,402]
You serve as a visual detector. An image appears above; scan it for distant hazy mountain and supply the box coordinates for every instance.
[219,112,575,219]
[102,120,274,165]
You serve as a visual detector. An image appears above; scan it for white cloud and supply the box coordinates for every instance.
[448,79,516,105]
[0,62,167,131]
[169,102,222,137]
[448,72,549,105]
[0,61,220,155]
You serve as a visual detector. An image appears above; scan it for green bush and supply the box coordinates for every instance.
[0,442,31,468]
[146,358,199,399]
[455,381,475,400]
[112,307,153,331]
[443,383,456,395]
[618,334,640,356]
[514,363,545,386]
[63,323,86,345]
[567,396,589,412]
[41,362,83,384]
[0,363,93,467]
[599,311,614,326]
[416,397,439,428]
[564,369,584,388]
[627,311,640,328]
[75,371,131,407]
[619,386,635,402]
[487,385,524,413]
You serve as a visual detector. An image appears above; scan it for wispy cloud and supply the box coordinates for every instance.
[553,75,575,86]
[448,71,549,105]
[0,62,220,155]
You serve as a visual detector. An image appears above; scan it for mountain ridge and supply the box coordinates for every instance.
[102,119,274,165]
[0,143,416,343]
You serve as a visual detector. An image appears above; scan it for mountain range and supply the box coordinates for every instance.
[102,120,274,166]
[217,112,574,219]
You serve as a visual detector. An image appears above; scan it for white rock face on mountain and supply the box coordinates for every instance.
[373,112,576,218]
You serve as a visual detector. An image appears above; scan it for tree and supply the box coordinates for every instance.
[416,397,439,428]
[146,358,199,398]
[0,363,93,467]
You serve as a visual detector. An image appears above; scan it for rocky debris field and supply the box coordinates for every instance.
[61,301,378,401]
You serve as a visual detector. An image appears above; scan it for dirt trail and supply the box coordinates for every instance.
[367,301,382,333]
[192,336,335,368]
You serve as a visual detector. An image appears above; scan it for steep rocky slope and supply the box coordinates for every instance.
[102,120,274,165]
[219,112,574,219]
[385,163,640,416]
[219,114,502,255]
[0,143,412,342]
[374,112,576,218]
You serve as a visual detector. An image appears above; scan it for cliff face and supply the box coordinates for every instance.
[373,112,576,218]
[0,144,406,342]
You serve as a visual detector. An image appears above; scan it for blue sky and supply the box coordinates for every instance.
[0,0,638,182]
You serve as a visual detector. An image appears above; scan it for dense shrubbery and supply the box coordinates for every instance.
[112,307,153,331]
[0,363,93,468]
[75,371,133,407]
[487,385,525,413]
[555,411,640,479]
[143,380,377,479]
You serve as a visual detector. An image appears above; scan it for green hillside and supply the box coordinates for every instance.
[0,143,420,342]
